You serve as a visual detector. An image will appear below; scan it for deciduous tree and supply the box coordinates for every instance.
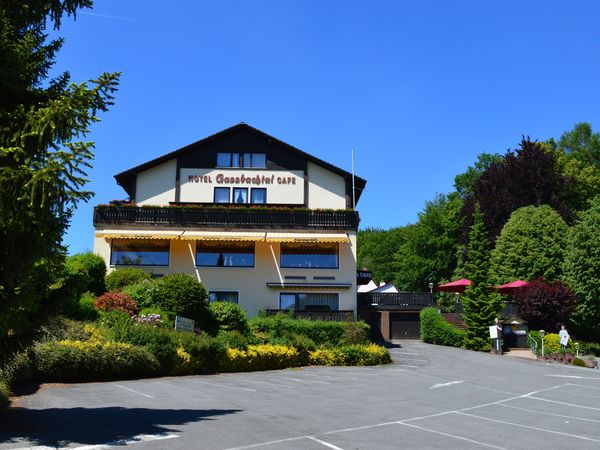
[489,205,568,284]
[514,279,575,332]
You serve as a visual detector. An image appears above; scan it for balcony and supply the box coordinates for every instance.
[357,292,435,311]
[93,205,359,230]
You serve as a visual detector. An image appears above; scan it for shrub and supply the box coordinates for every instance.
[38,316,93,342]
[134,313,164,327]
[105,268,151,291]
[74,292,99,321]
[122,280,156,309]
[340,321,370,345]
[309,344,391,366]
[0,350,34,387]
[579,341,600,357]
[573,357,587,367]
[66,252,107,295]
[171,332,225,375]
[543,333,574,353]
[33,340,161,382]
[142,274,212,330]
[514,279,575,331]
[0,381,9,410]
[420,308,465,347]
[220,344,302,372]
[139,306,173,328]
[209,302,249,335]
[95,292,138,316]
[112,324,177,372]
[215,330,249,350]
[249,316,370,346]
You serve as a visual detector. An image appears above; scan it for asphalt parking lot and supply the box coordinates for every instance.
[2,342,600,449]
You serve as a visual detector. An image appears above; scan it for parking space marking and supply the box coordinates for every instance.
[527,395,600,411]
[236,378,293,389]
[281,377,330,384]
[553,387,600,400]
[114,384,154,399]
[189,379,257,392]
[306,436,345,449]
[15,433,179,450]
[546,374,600,380]
[498,403,600,424]
[389,351,420,355]
[567,382,600,390]
[396,422,506,449]
[394,364,420,368]
[225,435,306,450]
[455,411,600,443]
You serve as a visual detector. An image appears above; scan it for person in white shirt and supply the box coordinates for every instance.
[559,325,570,350]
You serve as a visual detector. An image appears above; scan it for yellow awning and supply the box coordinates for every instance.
[266,232,349,243]
[95,229,183,240]
[180,231,266,241]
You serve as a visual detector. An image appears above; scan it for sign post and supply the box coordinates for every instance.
[174,316,195,333]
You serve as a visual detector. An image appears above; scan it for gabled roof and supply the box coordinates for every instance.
[114,123,366,203]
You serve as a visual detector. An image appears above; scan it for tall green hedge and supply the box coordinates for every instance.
[249,316,370,346]
[420,308,465,347]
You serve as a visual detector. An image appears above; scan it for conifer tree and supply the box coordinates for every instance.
[0,1,119,341]
[461,204,501,351]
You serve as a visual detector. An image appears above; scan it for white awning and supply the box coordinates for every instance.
[95,229,183,240]
[180,231,266,241]
[265,232,350,243]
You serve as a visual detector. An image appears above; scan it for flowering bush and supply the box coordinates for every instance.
[309,344,391,366]
[134,313,163,327]
[220,344,302,372]
[95,291,138,316]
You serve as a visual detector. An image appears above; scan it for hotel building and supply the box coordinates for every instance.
[93,124,366,317]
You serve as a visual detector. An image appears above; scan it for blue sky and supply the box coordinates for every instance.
[54,0,600,254]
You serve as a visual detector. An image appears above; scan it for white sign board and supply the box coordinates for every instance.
[489,325,498,339]
[179,168,305,205]
[175,316,195,333]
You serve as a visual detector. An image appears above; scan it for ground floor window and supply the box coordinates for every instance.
[208,291,239,304]
[110,239,170,266]
[280,242,339,269]
[196,240,255,267]
[279,293,339,311]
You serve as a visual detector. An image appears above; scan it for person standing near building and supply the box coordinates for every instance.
[559,325,570,350]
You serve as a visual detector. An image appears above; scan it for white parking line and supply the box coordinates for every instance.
[396,422,506,449]
[430,380,464,389]
[527,395,600,411]
[498,402,600,424]
[237,378,293,389]
[389,351,420,355]
[567,382,600,391]
[455,411,600,443]
[394,364,420,368]
[306,436,345,449]
[190,379,257,392]
[281,377,330,384]
[114,384,154,399]
[546,374,600,380]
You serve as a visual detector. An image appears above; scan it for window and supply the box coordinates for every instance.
[214,187,230,203]
[233,187,248,204]
[216,152,266,168]
[196,240,255,267]
[216,153,231,167]
[110,239,169,266]
[209,291,239,304]
[279,293,339,311]
[251,188,266,204]
[280,242,339,269]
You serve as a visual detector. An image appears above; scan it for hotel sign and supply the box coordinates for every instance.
[180,168,305,204]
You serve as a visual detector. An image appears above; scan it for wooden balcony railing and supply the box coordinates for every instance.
[93,206,359,230]
[357,292,435,311]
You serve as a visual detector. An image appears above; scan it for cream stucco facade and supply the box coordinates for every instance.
[93,123,366,318]
[94,231,357,317]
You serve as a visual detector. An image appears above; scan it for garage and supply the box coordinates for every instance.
[390,312,421,339]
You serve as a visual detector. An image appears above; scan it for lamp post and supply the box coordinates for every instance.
[540,330,545,357]
[428,282,434,293]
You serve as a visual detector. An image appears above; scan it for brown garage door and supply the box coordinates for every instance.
[390,312,421,339]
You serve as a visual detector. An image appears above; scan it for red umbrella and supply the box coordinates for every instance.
[495,280,529,295]
[435,278,471,293]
